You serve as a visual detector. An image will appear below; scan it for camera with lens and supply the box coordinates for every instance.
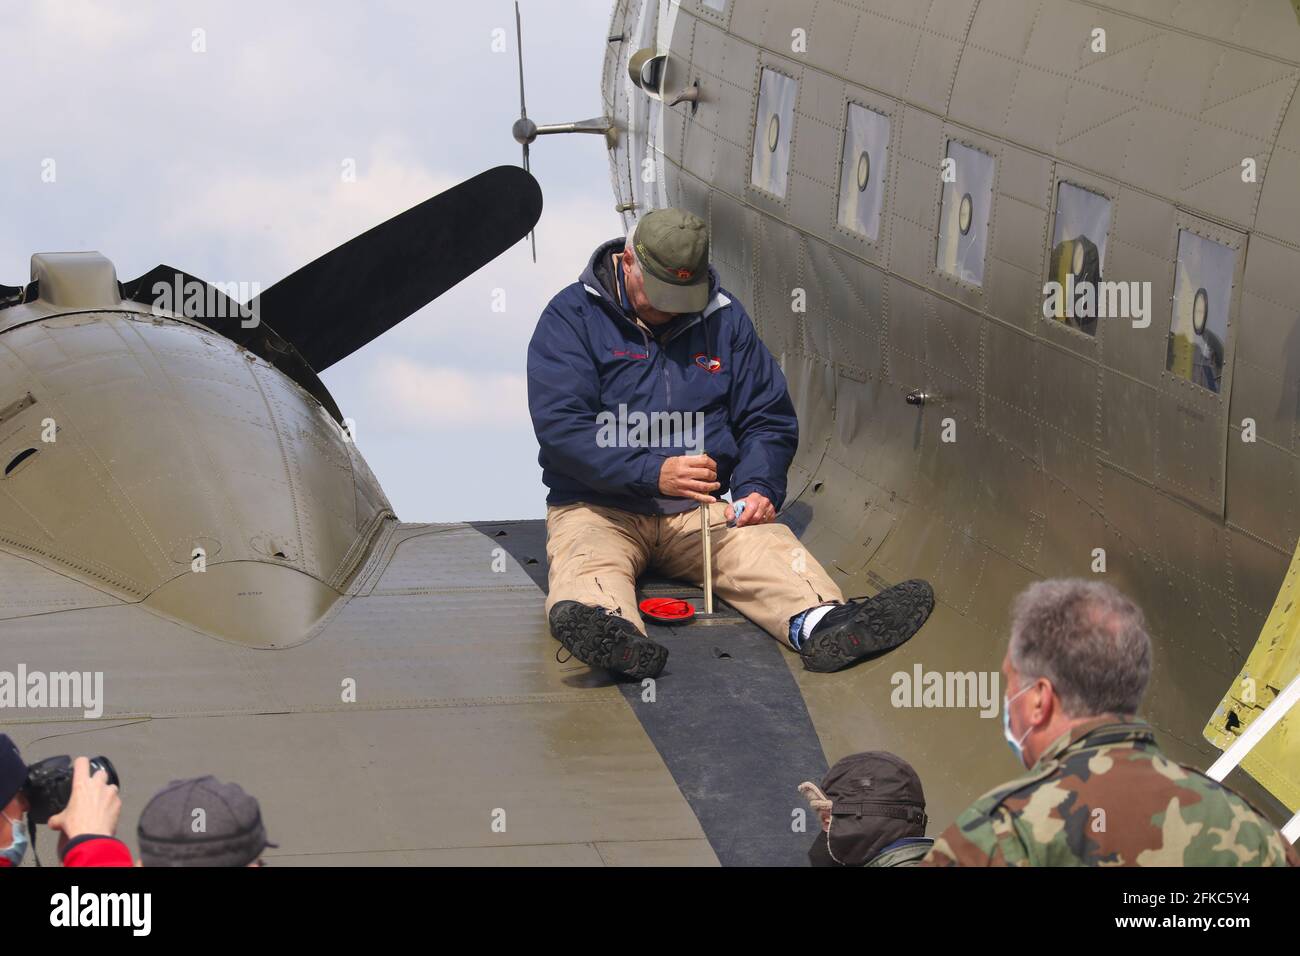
[24,755,120,825]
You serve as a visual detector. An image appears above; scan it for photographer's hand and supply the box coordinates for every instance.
[47,756,121,847]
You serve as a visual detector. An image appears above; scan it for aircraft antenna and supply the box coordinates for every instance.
[509,1,616,264]
[513,1,536,261]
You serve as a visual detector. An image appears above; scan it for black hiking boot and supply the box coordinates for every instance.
[798,580,934,673]
[548,601,668,680]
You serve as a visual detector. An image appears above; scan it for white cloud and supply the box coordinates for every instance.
[169,138,461,284]
[365,357,529,431]
[27,0,134,50]
[3,0,620,521]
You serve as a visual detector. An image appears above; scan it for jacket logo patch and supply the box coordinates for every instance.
[612,349,648,360]
[694,353,722,373]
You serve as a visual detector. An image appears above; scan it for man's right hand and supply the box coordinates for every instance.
[658,454,720,503]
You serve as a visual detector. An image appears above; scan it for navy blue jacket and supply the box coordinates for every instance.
[527,238,799,516]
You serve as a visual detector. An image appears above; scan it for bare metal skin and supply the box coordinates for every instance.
[0,0,1294,865]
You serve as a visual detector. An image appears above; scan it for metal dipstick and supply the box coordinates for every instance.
[701,500,714,615]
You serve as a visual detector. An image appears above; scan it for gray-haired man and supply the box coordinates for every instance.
[923,579,1298,866]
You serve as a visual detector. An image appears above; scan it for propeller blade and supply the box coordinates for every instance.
[515,2,536,264]
[251,164,542,371]
[521,144,536,263]
[515,1,527,119]
[121,264,344,423]
[0,282,27,310]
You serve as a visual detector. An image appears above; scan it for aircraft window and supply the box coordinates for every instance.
[936,141,994,286]
[751,69,796,199]
[702,0,726,11]
[837,103,890,241]
[1166,230,1234,393]
[1047,182,1112,336]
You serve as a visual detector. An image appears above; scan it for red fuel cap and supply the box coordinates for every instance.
[639,597,696,625]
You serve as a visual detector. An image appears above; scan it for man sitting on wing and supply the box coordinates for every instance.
[527,208,933,680]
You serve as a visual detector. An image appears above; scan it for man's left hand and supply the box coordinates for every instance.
[47,757,121,849]
[726,492,776,527]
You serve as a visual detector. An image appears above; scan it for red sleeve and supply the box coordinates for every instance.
[0,857,12,868]
[62,836,133,867]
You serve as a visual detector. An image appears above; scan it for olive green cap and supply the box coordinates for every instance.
[631,208,710,313]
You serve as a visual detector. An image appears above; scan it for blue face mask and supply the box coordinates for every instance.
[2,812,28,866]
[1002,683,1035,768]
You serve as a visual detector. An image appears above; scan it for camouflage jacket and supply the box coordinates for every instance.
[866,837,933,867]
[921,717,1300,867]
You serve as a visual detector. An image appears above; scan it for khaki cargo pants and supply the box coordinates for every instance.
[544,501,844,644]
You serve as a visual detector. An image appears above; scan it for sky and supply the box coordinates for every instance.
[0,0,624,521]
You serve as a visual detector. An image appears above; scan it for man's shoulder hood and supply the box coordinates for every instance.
[578,237,626,311]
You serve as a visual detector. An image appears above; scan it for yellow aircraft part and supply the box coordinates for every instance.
[1204,537,1300,812]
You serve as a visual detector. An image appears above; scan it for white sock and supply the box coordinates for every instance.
[800,603,836,640]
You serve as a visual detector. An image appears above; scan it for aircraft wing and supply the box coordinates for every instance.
[6,496,1291,866]
[1,520,710,865]
[0,506,1045,866]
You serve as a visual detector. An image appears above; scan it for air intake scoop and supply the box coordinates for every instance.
[31,252,122,309]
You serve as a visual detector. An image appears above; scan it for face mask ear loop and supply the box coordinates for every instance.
[824,812,843,866]
[1005,682,1037,768]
